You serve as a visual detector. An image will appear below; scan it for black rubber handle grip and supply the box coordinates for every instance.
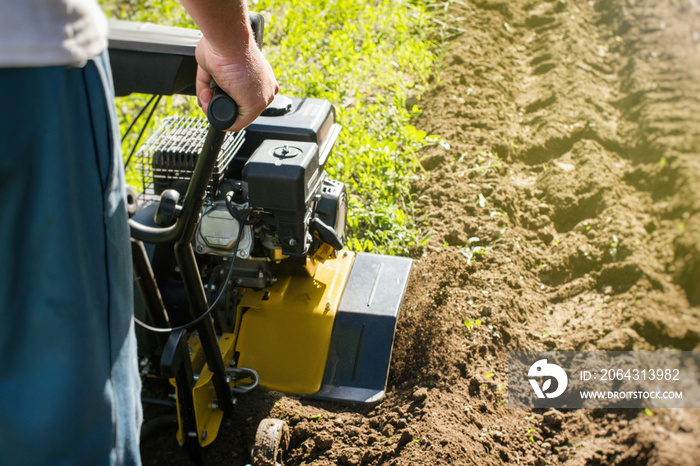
[206,81,238,130]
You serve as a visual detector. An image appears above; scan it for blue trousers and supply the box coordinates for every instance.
[0,53,141,465]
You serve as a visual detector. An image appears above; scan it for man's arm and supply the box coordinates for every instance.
[179,0,278,131]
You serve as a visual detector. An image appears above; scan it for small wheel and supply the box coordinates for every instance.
[252,418,290,466]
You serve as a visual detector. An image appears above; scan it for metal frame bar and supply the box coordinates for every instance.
[130,126,234,427]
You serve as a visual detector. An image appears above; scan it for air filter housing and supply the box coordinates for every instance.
[135,116,245,197]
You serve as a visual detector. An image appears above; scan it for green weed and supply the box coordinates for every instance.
[460,237,491,264]
[609,234,619,262]
[464,318,482,329]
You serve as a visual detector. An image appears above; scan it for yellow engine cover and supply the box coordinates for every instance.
[235,252,355,394]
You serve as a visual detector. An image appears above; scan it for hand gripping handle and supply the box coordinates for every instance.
[206,80,238,131]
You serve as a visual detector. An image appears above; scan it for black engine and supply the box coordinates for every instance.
[131,95,347,295]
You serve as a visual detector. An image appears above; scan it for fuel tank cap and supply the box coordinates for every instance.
[261,94,293,116]
[272,144,301,159]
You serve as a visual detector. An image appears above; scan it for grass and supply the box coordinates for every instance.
[101,0,442,255]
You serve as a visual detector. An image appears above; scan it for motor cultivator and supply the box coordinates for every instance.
[108,15,412,464]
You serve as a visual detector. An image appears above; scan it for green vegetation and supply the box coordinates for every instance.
[460,237,491,264]
[464,317,481,329]
[101,0,441,255]
[609,234,619,262]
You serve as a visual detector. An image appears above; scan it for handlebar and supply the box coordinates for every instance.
[207,82,238,131]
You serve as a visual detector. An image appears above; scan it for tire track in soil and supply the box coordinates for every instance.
[142,1,700,465]
[400,0,700,464]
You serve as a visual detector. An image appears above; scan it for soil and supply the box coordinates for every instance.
[141,0,700,464]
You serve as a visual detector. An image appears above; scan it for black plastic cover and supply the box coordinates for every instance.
[108,14,265,97]
[315,178,347,244]
[313,253,413,403]
[245,98,334,150]
[242,140,321,213]
[230,98,338,178]
[108,20,200,96]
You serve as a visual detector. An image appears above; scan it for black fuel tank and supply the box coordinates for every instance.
[242,140,322,214]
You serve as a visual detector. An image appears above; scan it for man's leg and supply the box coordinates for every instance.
[0,55,140,465]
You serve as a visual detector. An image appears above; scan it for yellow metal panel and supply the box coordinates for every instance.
[192,333,236,446]
[235,252,355,394]
[173,333,237,447]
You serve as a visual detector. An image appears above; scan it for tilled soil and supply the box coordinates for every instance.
[142,0,700,464]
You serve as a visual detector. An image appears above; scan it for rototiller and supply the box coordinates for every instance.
[108,14,412,464]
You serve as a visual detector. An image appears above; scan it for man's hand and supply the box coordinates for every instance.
[180,0,278,132]
[195,34,278,132]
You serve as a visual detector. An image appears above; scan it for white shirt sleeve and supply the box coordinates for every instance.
[0,0,108,68]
